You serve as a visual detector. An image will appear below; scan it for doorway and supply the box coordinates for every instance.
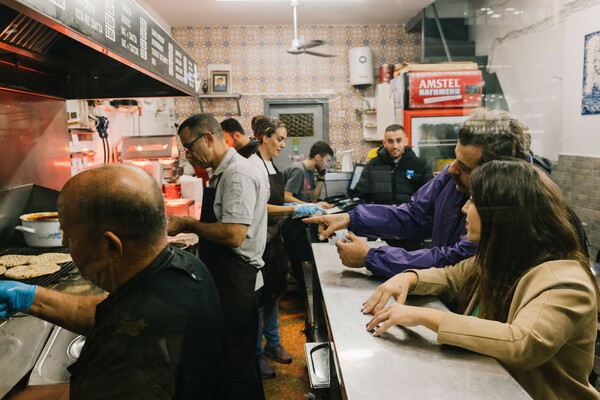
[264,98,329,171]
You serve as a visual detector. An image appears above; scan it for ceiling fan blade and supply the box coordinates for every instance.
[299,39,325,50]
[304,50,336,58]
[286,48,303,55]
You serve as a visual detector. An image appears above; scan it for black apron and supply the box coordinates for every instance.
[198,174,265,400]
[257,153,288,301]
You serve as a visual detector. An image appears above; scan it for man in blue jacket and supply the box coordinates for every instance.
[305,108,532,278]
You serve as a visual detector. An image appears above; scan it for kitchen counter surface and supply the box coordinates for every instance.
[311,242,532,399]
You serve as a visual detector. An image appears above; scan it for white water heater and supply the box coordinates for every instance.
[349,47,374,89]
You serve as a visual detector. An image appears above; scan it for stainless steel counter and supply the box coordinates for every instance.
[310,242,532,399]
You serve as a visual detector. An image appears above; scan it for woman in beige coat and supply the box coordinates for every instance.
[363,160,599,399]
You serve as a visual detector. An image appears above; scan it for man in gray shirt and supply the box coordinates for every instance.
[168,113,268,399]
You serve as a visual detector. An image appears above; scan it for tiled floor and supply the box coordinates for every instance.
[262,288,312,399]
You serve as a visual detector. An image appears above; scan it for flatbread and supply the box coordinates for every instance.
[31,253,72,264]
[0,254,38,268]
[4,263,60,280]
[0,265,5,275]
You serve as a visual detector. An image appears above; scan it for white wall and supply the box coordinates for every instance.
[472,0,566,160]
[66,98,177,173]
[560,2,600,157]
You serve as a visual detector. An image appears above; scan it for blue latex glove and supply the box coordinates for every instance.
[284,202,298,206]
[294,203,326,217]
[0,281,37,317]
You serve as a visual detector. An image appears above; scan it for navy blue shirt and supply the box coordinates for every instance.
[69,246,229,399]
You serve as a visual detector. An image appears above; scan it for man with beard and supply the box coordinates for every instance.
[352,124,432,206]
[304,108,532,278]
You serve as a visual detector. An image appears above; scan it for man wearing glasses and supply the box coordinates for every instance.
[168,113,268,400]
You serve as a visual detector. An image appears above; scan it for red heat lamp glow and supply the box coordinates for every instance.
[131,159,150,167]
[158,158,176,165]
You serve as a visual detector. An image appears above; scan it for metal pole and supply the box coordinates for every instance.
[430,3,452,62]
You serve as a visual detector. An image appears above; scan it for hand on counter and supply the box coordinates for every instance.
[335,232,369,268]
[362,272,418,314]
[0,281,37,317]
[166,214,197,236]
[316,201,333,210]
[303,212,350,240]
[366,303,444,335]
[364,272,445,335]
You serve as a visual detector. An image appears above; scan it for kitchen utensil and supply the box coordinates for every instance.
[15,212,62,247]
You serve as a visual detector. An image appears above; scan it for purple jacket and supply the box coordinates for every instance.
[348,167,477,278]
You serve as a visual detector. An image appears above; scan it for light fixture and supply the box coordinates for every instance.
[505,7,515,11]
[491,13,501,18]
[487,10,494,14]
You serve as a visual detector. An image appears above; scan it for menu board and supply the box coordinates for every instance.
[11,0,197,95]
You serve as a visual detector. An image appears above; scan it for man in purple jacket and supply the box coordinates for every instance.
[305,108,532,278]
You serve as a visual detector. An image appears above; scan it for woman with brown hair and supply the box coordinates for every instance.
[363,160,599,399]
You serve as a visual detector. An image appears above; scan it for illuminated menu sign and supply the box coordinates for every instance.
[11,0,197,95]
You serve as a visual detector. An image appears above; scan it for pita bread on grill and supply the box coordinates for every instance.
[0,265,5,276]
[0,254,38,268]
[4,263,61,280]
[31,253,73,264]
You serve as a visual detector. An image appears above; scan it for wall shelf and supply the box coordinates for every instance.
[197,94,241,115]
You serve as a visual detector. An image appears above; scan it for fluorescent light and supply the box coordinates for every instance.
[505,7,515,11]
[486,10,494,14]
[491,13,501,18]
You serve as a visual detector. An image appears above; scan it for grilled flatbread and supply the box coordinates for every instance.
[4,263,60,280]
[0,254,38,268]
[0,265,6,276]
[31,253,72,264]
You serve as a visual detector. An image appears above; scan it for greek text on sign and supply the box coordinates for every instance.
[408,70,483,109]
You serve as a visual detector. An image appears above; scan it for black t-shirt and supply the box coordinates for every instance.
[69,246,229,399]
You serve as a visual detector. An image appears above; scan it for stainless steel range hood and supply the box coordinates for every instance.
[0,0,197,99]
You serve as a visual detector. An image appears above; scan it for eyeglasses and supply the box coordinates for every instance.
[182,134,205,153]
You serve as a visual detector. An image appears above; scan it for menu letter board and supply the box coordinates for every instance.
[10,0,197,95]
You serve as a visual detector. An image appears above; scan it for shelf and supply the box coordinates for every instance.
[70,151,96,158]
[68,128,95,134]
[197,94,241,115]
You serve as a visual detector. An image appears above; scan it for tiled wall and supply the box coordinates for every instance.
[553,155,600,259]
[171,24,421,162]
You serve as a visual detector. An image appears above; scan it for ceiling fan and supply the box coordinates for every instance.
[286,0,336,58]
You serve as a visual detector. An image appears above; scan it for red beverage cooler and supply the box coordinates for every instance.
[392,68,483,173]
[404,108,472,173]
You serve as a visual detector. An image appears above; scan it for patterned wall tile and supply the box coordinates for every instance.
[174,23,421,164]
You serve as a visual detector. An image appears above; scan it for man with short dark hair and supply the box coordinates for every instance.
[283,140,333,204]
[168,113,267,399]
[305,108,534,278]
[221,118,260,159]
[353,124,432,205]
[0,164,228,399]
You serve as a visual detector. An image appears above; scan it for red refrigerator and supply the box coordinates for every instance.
[391,69,483,173]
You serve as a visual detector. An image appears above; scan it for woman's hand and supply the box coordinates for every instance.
[362,272,418,315]
[366,303,445,335]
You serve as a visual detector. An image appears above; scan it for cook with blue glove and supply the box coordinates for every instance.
[0,164,229,399]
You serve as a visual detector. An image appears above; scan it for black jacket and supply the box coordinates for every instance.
[352,146,433,205]
[237,138,260,159]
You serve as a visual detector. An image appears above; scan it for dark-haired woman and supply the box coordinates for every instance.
[250,115,323,378]
[363,160,599,399]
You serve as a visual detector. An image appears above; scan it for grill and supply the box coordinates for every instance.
[0,247,75,286]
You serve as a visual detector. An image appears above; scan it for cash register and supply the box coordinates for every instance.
[324,164,365,214]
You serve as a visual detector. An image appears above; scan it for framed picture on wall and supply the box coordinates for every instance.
[210,71,230,94]
[582,30,600,115]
